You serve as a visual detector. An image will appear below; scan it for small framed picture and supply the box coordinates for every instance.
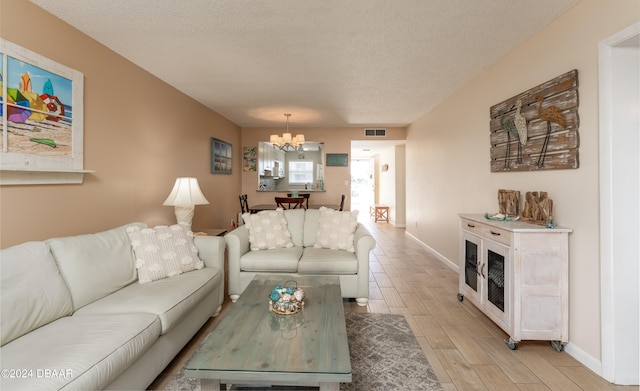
[210,137,232,174]
[326,153,348,167]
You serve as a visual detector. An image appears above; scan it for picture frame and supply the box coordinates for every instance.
[210,137,232,174]
[243,146,256,172]
[1,39,87,185]
[326,153,348,167]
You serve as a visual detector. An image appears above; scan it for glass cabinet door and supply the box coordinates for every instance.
[486,249,505,312]
[483,240,510,327]
[463,236,480,292]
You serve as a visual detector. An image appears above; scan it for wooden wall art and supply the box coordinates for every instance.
[489,70,579,172]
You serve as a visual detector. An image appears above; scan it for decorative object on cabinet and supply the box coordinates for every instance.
[243,146,256,172]
[163,177,209,229]
[0,39,93,185]
[270,114,305,151]
[326,153,348,167]
[497,189,521,217]
[210,137,232,174]
[458,214,571,351]
[521,191,553,226]
[489,70,579,172]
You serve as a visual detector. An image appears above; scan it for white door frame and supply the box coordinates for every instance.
[598,21,640,385]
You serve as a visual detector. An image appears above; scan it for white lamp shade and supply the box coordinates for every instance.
[163,177,209,206]
[270,134,279,144]
[283,133,292,142]
[295,134,305,143]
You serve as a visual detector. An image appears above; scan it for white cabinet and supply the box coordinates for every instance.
[258,142,285,178]
[458,214,572,351]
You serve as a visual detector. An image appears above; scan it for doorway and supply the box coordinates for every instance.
[598,21,639,385]
[350,158,374,221]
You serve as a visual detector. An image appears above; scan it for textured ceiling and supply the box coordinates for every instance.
[29,0,580,128]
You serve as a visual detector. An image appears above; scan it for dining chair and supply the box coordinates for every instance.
[287,193,310,208]
[275,197,306,210]
[239,194,249,214]
[339,194,346,211]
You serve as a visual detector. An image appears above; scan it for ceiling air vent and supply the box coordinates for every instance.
[364,128,386,137]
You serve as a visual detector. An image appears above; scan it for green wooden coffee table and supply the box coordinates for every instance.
[185,275,352,391]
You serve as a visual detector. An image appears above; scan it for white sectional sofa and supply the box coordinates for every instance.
[0,222,225,391]
[224,208,375,306]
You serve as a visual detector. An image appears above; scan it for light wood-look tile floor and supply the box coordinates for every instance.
[149,219,638,391]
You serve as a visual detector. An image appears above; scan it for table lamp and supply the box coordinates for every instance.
[163,177,209,230]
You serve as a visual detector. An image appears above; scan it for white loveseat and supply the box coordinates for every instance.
[224,208,375,306]
[0,222,225,391]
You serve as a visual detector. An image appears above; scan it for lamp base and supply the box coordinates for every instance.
[174,205,195,230]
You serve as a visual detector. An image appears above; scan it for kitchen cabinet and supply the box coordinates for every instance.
[258,142,285,178]
[458,214,572,351]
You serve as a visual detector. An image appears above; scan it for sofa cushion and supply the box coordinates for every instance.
[298,247,359,274]
[240,246,303,272]
[302,208,321,247]
[46,222,145,310]
[283,208,306,247]
[242,209,294,251]
[0,241,74,346]
[0,313,160,391]
[75,267,220,334]
[314,207,359,252]
[126,225,203,284]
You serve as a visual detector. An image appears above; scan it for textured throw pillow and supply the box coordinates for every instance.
[315,206,359,252]
[127,224,203,284]
[242,209,294,251]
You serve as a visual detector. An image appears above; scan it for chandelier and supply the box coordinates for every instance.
[270,114,305,151]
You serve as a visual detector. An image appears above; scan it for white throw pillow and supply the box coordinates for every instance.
[127,224,203,284]
[314,206,359,252]
[242,209,294,251]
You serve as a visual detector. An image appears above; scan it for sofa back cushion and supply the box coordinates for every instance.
[284,208,306,247]
[302,208,321,247]
[1,241,74,346]
[46,223,146,310]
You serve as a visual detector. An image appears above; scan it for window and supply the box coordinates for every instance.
[288,161,313,185]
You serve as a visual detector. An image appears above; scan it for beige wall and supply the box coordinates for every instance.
[406,0,639,370]
[240,126,406,211]
[0,0,241,248]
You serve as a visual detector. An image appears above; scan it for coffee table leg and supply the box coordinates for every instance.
[319,382,340,391]
[201,379,221,391]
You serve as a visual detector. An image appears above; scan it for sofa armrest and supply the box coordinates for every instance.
[223,226,250,297]
[194,236,225,272]
[354,223,376,280]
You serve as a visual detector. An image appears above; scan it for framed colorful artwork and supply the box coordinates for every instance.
[210,137,232,174]
[243,146,256,172]
[1,39,88,185]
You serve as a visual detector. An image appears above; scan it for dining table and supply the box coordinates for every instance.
[249,204,340,213]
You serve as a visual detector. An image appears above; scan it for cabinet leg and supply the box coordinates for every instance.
[551,340,565,352]
[505,337,518,350]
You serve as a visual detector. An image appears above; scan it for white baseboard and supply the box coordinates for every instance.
[404,231,458,272]
[564,343,603,378]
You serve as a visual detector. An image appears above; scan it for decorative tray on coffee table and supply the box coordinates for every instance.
[269,281,306,315]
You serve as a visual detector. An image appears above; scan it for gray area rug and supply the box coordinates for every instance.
[163,312,443,391]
